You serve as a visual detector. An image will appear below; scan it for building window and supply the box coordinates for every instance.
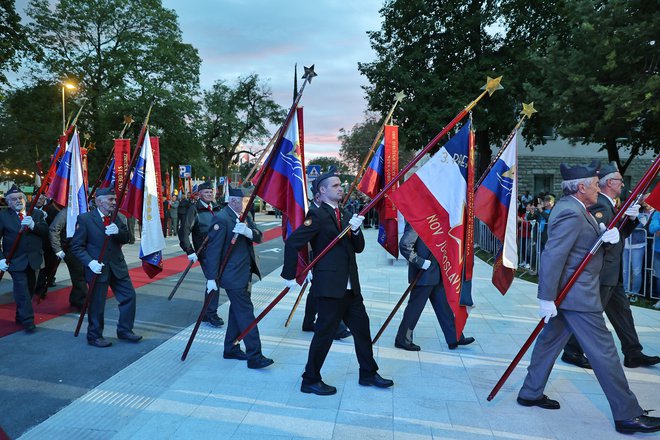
[534,174,554,195]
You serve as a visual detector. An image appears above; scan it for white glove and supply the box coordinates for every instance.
[421,260,431,270]
[599,223,620,244]
[187,253,198,263]
[0,259,8,271]
[305,271,313,283]
[283,277,298,290]
[21,216,35,230]
[538,299,557,323]
[349,214,365,231]
[56,250,65,259]
[624,204,640,219]
[105,223,119,236]
[88,260,104,274]
[206,279,217,292]
[233,222,253,239]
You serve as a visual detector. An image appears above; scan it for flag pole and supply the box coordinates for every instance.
[475,103,537,190]
[341,91,405,205]
[180,66,318,361]
[284,281,309,328]
[74,103,154,337]
[232,76,504,346]
[487,153,660,401]
[372,271,423,344]
[0,99,87,282]
[244,128,281,185]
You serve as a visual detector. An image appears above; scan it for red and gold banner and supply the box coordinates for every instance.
[383,125,399,220]
[150,136,164,220]
[114,139,131,195]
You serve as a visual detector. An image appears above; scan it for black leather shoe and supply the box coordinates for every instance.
[88,338,112,348]
[24,323,36,333]
[624,353,660,368]
[117,332,143,342]
[202,314,224,328]
[334,329,352,340]
[223,350,247,361]
[247,355,274,369]
[301,380,337,395]
[359,373,394,388]
[561,352,592,369]
[448,337,475,349]
[395,340,421,351]
[615,414,660,434]
[516,395,560,410]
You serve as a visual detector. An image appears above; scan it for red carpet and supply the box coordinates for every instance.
[0,226,282,338]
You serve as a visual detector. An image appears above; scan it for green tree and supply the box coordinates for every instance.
[504,0,660,172]
[199,74,285,178]
[25,0,202,178]
[0,0,30,88]
[338,114,381,172]
[359,0,520,174]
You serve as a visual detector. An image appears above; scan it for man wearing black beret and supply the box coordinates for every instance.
[0,185,49,332]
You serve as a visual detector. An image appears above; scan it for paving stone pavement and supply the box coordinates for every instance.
[19,229,660,439]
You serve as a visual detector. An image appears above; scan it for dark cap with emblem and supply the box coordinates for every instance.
[228,187,245,198]
[559,160,600,180]
[198,181,213,191]
[314,167,338,192]
[96,187,115,197]
[598,161,619,178]
[5,184,23,196]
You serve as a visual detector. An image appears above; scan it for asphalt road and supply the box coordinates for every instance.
[0,216,285,439]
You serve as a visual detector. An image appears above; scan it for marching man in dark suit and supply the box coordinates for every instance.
[179,181,224,328]
[396,221,475,351]
[203,187,273,369]
[70,187,142,348]
[282,171,393,396]
[516,161,660,434]
[562,161,660,369]
[0,185,49,332]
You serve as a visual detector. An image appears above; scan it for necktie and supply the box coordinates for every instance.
[208,204,215,217]
[335,208,342,228]
[18,212,24,221]
[103,216,110,226]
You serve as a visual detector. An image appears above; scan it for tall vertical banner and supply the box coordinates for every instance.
[81,147,89,194]
[150,136,164,220]
[66,131,88,238]
[380,125,399,257]
[114,139,131,195]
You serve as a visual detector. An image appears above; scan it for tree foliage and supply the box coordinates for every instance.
[338,114,381,172]
[24,0,202,176]
[199,74,285,178]
[0,0,30,88]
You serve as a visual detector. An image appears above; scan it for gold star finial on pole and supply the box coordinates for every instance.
[521,102,538,119]
[481,76,504,96]
[395,90,406,103]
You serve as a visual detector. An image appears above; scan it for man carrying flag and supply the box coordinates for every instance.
[70,187,142,347]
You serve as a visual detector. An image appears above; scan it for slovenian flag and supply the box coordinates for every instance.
[390,121,472,339]
[358,140,384,199]
[474,130,518,294]
[48,138,73,206]
[66,131,88,238]
[100,158,116,190]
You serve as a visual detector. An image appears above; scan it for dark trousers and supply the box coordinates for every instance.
[64,253,87,307]
[224,285,262,361]
[87,274,136,341]
[200,256,219,317]
[302,290,378,384]
[564,282,643,358]
[303,289,349,334]
[36,245,57,292]
[396,283,459,345]
[11,268,36,325]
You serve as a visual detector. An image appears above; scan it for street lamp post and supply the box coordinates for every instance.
[61,82,77,133]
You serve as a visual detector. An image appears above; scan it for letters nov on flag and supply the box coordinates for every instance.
[389,121,472,338]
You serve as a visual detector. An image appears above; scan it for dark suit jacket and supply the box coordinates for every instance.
[70,209,131,282]
[399,222,440,286]
[0,208,49,271]
[178,199,221,255]
[588,193,636,286]
[282,202,365,298]
[203,206,262,290]
[538,195,604,312]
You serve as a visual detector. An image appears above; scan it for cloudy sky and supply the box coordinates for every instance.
[160,0,385,159]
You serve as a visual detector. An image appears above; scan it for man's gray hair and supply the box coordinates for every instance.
[562,177,594,195]
[599,172,618,188]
